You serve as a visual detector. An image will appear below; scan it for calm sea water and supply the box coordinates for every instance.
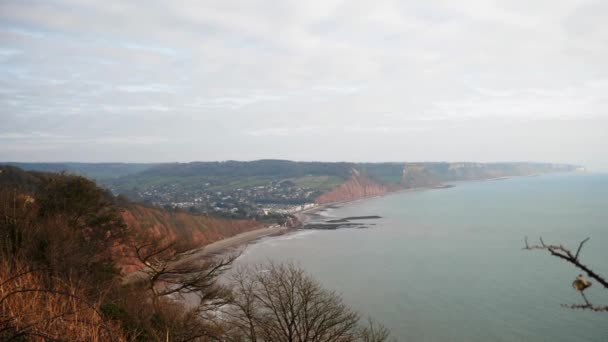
[234,173,608,341]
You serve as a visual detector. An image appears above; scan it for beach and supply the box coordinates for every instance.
[185,224,290,259]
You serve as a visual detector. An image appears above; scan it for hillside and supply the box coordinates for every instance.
[3,165,387,341]
[121,204,261,250]
[0,165,263,265]
[107,160,579,211]
[4,161,581,216]
[4,162,156,180]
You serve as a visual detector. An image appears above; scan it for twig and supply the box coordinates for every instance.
[575,237,590,260]
[560,303,608,312]
[524,236,608,312]
[580,291,590,306]
[523,237,608,289]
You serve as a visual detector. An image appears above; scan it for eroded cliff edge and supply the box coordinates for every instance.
[315,170,393,204]
[314,162,578,204]
[121,204,262,246]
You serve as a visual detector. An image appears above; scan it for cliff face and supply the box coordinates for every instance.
[116,204,262,272]
[400,162,577,186]
[314,162,579,205]
[400,164,442,188]
[315,171,392,204]
[120,204,261,246]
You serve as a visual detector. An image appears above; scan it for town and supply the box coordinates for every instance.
[108,178,320,220]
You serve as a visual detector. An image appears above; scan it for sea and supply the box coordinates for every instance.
[233,172,608,341]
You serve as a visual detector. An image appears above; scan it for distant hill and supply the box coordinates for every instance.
[3,160,581,213]
[135,160,354,178]
[0,165,44,192]
[104,160,578,188]
[3,162,157,180]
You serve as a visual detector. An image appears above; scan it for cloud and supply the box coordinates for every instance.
[189,94,284,110]
[116,84,179,94]
[0,1,606,167]
[0,47,21,57]
[120,43,179,57]
[93,136,171,145]
[246,128,291,137]
[0,131,69,140]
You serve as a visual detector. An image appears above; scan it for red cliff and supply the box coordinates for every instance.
[117,205,262,272]
[315,172,394,204]
[120,204,262,246]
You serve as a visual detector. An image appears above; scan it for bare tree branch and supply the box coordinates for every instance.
[575,237,590,261]
[523,236,608,312]
[560,303,608,312]
[523,236,608,289]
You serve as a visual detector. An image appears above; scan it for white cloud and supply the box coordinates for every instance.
[116,84,179,94]
[94,136,171,145]
[0,0,607,167]
[246,128,291,137]
[0,131,69,140]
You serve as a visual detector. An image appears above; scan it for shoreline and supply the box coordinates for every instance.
[188,172,559,259]
[123,225,293,284]
[182,224,293,262]
[294,183,454,225]
[195,183,456,255]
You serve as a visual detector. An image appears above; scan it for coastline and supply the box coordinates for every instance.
[294,183,455,225]
[187,172,561,259]
[182,224,293,261]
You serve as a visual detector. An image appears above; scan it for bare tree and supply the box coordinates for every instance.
[523,236,608,312]
[357,318,392,342]
[129,234,236,312]
[224,262,391,342]
[123,234,239,341]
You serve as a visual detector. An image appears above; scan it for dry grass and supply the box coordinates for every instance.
[0,260,125,341]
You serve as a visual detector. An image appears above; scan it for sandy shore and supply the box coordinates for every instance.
[123,225,291,284]
[186,224,290,259]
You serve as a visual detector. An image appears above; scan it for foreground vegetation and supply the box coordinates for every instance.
[0,166,391,341]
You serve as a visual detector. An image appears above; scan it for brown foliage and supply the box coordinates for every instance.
[0,259,125,341]
[0,170,239,341]
[0,175,127,297]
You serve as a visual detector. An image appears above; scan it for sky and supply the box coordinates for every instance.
[1,1,607,169]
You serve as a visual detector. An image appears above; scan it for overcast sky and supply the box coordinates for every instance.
[1,1,606,169]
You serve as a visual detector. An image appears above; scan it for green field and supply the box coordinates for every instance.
[289,175,346,191]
